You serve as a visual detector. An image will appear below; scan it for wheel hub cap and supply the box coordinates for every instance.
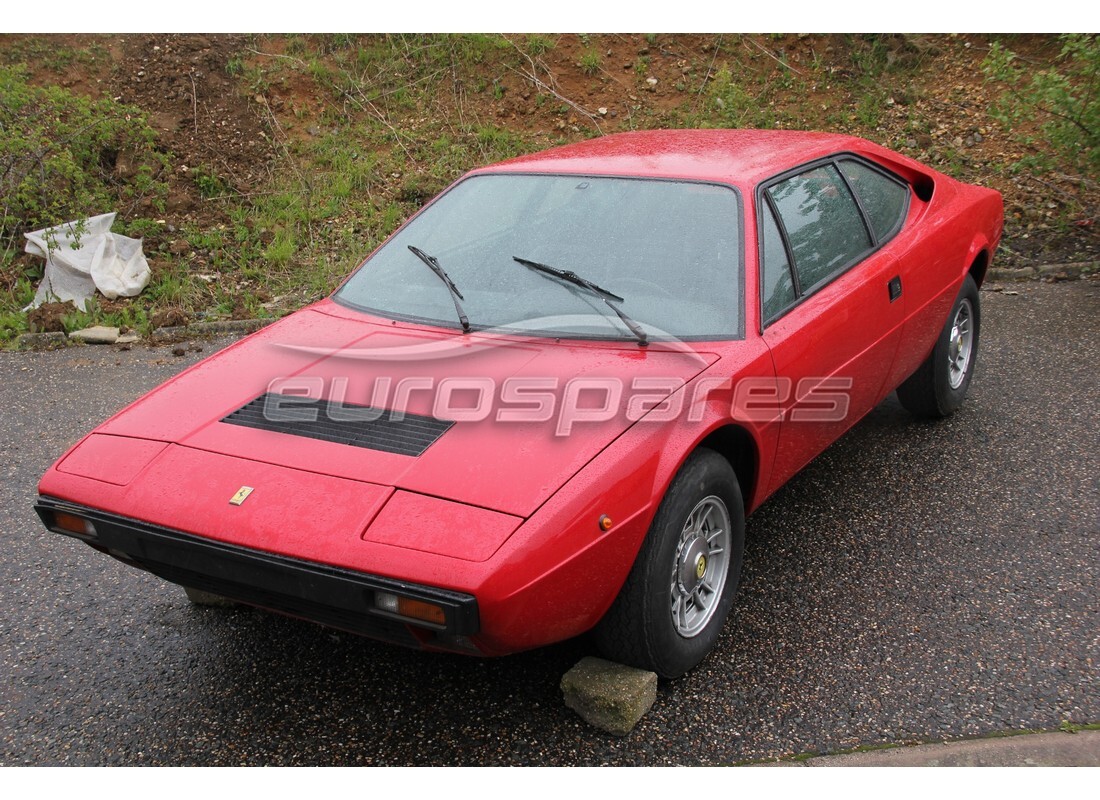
[947,300,973,390]
[669,496,732,638]
[677,536,708,594]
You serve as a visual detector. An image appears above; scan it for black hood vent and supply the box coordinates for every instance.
[221,393,453,457]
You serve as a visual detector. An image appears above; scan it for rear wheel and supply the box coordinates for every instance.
[897,274,980,418]
[594,448,745,679]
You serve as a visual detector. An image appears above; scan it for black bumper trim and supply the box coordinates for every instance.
[35,497,480,643]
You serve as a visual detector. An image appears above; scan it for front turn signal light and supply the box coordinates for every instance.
[53,511,96,539]
[374,592,446,627]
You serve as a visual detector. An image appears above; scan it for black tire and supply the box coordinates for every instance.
[593,448,745,679]
[897,274,980,419]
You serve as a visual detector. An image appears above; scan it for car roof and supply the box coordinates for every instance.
[477,129,877,187]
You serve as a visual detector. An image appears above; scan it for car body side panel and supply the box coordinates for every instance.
[885,182,1003,391]
[761,245,905,494]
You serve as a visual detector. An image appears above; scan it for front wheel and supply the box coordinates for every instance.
[593,448,745,679]
[897,274,980,418]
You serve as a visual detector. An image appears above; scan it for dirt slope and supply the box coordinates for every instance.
[1,33,1095,333]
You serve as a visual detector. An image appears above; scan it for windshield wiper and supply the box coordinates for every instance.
[512,256,623,302]
[408,245,470,333]
[512,256,648,346]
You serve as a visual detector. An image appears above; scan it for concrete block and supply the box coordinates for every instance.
[18,331,68,350]
[561,656,657,736]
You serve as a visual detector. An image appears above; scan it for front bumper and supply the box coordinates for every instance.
[35,497,480,651]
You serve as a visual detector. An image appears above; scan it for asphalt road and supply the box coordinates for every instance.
[1,281,1097,766]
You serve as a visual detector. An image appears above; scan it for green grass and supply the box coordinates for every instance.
[579,49,602,77]
[983,34,1100,178]
[525,35,554,57]
[0,37,106,73]
[0,278,35,342]
[1060,720,1100,734]
[853,90,885,128]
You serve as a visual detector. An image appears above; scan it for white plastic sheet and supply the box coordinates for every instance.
[25,212,151,311]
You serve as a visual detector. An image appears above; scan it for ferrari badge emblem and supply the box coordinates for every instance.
[229,486,254,506]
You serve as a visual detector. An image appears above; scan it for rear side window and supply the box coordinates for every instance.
[838,158,908,243]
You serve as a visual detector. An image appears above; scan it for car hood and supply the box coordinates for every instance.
[95,303,719,517]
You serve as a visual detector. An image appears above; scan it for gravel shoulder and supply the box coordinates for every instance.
[760,729,1100,767]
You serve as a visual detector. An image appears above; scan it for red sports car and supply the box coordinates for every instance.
[36,130,1003,678]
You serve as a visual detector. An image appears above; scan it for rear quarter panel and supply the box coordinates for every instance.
[885,178,1003,391]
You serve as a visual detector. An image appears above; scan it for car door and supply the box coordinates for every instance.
[758,156,912,493]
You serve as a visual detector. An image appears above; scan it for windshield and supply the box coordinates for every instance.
[335,173,743,340]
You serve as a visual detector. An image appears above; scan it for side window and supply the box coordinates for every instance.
[766,163,871,292]
[760,201,796,322]
[838,159,909,243]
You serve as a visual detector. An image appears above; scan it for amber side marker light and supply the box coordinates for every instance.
[52,511,97,539]
[599,514,613,531]
[374,592,447,627]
